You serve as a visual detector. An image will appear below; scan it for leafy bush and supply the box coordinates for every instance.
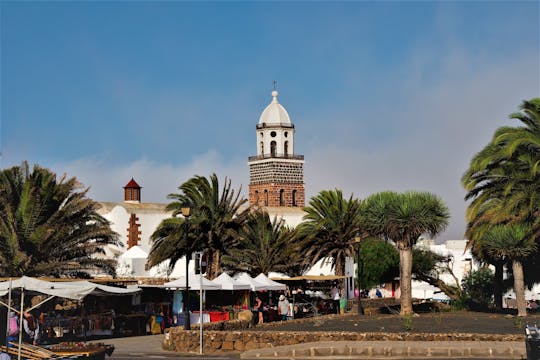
[461,267,494,310]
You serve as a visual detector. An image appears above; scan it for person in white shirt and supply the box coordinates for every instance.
[22,312,39,345]
[331,285,340,314]
[277,295,290,321]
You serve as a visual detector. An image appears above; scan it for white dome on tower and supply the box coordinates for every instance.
[258,90,291,125]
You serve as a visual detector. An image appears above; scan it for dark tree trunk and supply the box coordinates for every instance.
[494,261,504,310]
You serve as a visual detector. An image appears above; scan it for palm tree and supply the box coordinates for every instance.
[483,224,536,317]
[221,210,302,276]
[359,191,449,315]
[147,174,248,279]
[146,216,194,275]
[464,98,540,237]
[296,189,362,276]
[0,161,119,277]
[463,98,540,310]
[464,199,508,309]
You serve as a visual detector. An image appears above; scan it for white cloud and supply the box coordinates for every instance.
[50,50,538,244]
[52,151,249,204]
[303,50,539,242]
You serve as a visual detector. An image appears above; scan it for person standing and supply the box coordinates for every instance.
[254,296,264,324]
[7,311,19,346]
[22,312,39,345]
[331,285,340,314]
[277,295,290,321]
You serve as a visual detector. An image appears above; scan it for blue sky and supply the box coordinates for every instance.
[1,1,539,241]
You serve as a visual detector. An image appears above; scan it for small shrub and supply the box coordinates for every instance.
[451,295,470,311]
[513,316,525,329]
[461,267,494,310]
[402,314,413,331]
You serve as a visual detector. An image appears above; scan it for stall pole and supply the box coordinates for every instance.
[355,232,364,315]
[182,207,191,331]
[199,264,203,355]
[17,288,24,360]
[292,292,295,319]
[184,253,191,330]
[5,279,12,348]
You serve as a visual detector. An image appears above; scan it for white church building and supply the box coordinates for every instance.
[96,88,472,301]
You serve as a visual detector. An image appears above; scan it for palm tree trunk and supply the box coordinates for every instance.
[494,261,504,310]
[211,250,221,279]
[335,256,344,277]
[512,260,527,317]
[205,250,222,280]
[205,249,215,279]
[399,246,413,315]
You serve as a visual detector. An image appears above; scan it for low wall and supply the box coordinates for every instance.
[165,327,523,354]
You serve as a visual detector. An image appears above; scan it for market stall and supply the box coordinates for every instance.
[269,275,349,317]
[0,277,139,360]
[164,274,221,324]
[205,273,251,319]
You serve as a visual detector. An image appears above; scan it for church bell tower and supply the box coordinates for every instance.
[248,89,305,208]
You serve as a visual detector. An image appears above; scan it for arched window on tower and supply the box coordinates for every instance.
[279,189,285,206]
[260,142,264,156]
[292,190,297,207]
[284,141,289,157]
[270,141,277,157]
[264,190,269,206]
[254,191,259,206]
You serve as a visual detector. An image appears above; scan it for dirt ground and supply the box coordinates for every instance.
[249,310,540,335]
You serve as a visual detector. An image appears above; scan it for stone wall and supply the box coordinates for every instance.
[164,328,523,354]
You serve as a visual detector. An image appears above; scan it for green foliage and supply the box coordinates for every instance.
[358,239,456,298]
[148,174,248,278]
[463,98,540,269]
[359,191,450,314]
[462,98,540,315]
[297,189,362,276]
[411,247,447,275]
[221,210,304,276]
[401,313,413,331]
[451,296,471,311]
[359,191,450,250]
[513,316,525,329]
[358,238,399,289]
[461,267,494,310]
[483,224,537,261]
[0,161,119,277]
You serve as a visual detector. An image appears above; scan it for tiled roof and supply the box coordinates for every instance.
[124,178,141,188]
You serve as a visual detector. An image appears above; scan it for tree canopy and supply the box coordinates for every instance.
[297,189,362,276]
[147,174,248,278]
[0,161,119,277]
[360,191,449,315]
[462,98,540,315]
[221,210,304,277]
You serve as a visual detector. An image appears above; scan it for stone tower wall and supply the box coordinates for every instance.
[249,183,305,207]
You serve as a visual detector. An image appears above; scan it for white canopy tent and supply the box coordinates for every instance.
[211,273,251,291]
[54,280,142,296]
[233,273,267,291]
[164,274,221,291]
[254,273,287,291]
[0,277,141,300]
